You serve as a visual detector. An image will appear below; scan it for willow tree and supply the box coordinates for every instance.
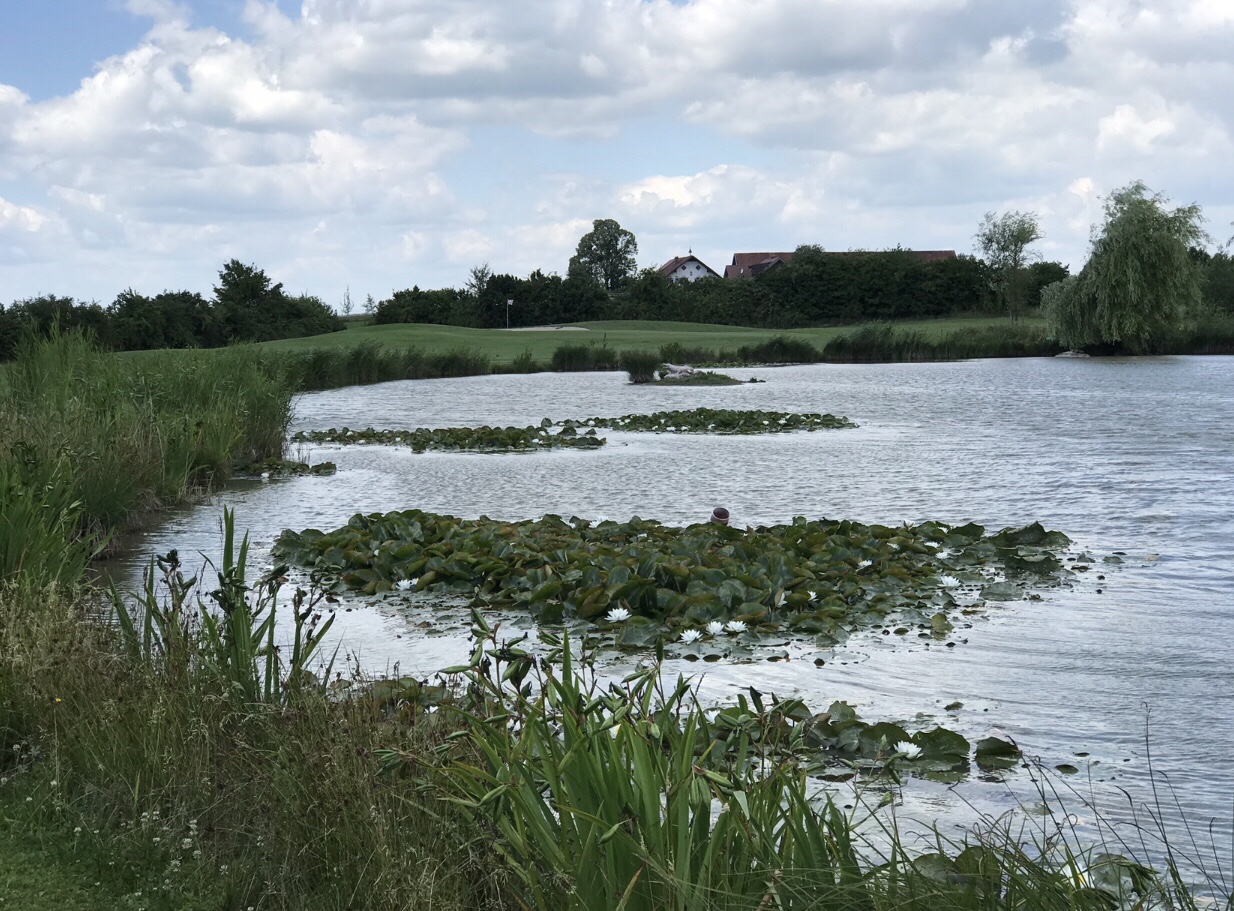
[1046,182,1207,352]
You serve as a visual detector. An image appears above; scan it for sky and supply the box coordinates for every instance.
[1,0,1232,310]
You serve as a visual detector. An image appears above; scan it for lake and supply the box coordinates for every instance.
[116,356,1234,866]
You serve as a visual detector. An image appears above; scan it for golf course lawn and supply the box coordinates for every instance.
[260,316,1036,367]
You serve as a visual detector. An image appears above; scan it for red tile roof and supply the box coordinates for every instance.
[725,249,956,278]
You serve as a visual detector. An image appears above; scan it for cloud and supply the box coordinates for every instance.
[1,0,1232,301]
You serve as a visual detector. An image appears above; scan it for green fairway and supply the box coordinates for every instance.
[260,316,1035,367]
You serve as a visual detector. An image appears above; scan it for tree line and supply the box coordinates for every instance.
[0,260,344,361]
[375,219,1070,330]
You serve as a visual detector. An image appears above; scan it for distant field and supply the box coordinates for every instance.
[261,316,1036,367]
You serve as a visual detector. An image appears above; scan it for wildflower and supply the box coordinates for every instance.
[605,606,631,623]
[894,741,922,760]
[679,629,703,644]
[724,619,747,634]
[396,578,416,591]
[54,697,61,703]
[705,621,725,636]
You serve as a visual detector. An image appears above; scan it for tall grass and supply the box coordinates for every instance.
[284,341,493,390]
[0,331,293,581]
[0,578,495,909]
[619,349,662,383]
[550,343,619,372]
[822,322,1062,362]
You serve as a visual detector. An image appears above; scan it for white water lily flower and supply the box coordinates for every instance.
[724,619,747,634]
[605,607,632,623]
[396,579,415,591]
[938,574,962,588]
[857,559,872,569]
[808,591,819,601]
[894,741,923,759]
[679,629,703,644]
[705,621,726,636]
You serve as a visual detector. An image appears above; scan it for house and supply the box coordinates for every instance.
[657,252,720,283]
[725,249,957,279]
[724,252,796,279]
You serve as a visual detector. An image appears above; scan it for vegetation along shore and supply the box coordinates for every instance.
[3,330,1230,909]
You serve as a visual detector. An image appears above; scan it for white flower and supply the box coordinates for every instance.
[679,629,703,644]
[705,621,725,636]
[260,471,271,480]
[605,607,631,623]
[857,559,872,569]
[894,741,922,759]
[808,591,819,601]
[396,579,415,591]
[938,574,961,588]
[724,619,747,634]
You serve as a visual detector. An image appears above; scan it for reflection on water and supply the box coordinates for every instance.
[117,357,1234,855]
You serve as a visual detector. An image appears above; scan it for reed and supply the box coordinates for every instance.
[0,331,293,582]
[619,348,663,383]
[550,343,619,372]
[822,322,1062,362]
[284,343,493,389]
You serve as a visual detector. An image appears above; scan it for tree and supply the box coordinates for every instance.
[1044,181,1207,352]
[341,287,353,316]
[363,294,377,315]
[975,211,1043,323]
[569,219,638,291]
[465,262,492,298]
[214,260,286,342]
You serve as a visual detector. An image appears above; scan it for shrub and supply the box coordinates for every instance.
[619,349,662,383]
[550,343,619,372]
[736,335,823,364]
[508,348,543,374]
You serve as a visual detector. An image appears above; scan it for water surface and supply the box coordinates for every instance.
[120,357,1234,861]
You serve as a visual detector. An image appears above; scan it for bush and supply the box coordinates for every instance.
[736,335,823,364]
[507,348,543,374]
[658,342,719,365]
[619,349,662,383]
[550,343,619,372]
